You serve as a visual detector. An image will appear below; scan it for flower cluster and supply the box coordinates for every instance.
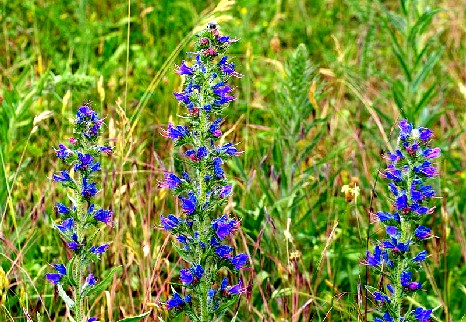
[46,104,114,322]
[365,120,439,321]
[160,22,248,321]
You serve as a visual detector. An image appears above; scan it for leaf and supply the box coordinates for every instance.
[414,83,438,114]
[408,9,445,44]
[82,266,122,297]
[410,49,443,93]
[57,284,75,309]
[117,311,151,322]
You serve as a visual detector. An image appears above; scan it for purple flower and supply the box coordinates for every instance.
[53,170,72,183]
[231,253,248,270]
[383,237,410,253]
[219,185,232,198]
[413,307,433,322]
[76,105,99,123]
[99,146,113,155]
[88,318,98,322]
[384,164,402,182]
[419,127,433,141]
[213,157,224,179]
[90,244,109,254]
[55,144,73,160]
[85,273,97,287]
[227,280,247,295]
[365,246,383,267]
[422,147,440,159]
[215,245,233,258]
[386,226,400,238]
[175,60,194,75]
[209,118,223,137]
[399,119,413,140]
[374,312,395,322]
[180,268,194,285]
[74,153,95,172]
[160,215,182,230]
[82,177,98,198]
[211,214,239,240]
[165,293,189,310]
[162,122,189,140]
[55,202,70,215]
[94,209,113,225]
[45,264,67,284]
[401,271,422,290]
[413,250,428,262]
[414,226,431,239]
[376,211,400,223]
[161,173,183,190]
[56,218,74,232]
[173,92,191,104]
[395,194,408,210]
[67,234,80,251]
[414,161,438,177]
[373,291,390,303]
[180,192,197,214]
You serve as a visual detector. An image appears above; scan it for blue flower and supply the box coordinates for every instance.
[395,194,408,210]
[45,264,67,284]
[413,307,433,322]
[213,157,224,178]
[419,127,433,141]
[384,164,402,182]
[211,214,239,240]
[231,253,248,270]
[85,273,97,287]
[422,147,440,159]
[160,215,182,231]
[55,203,71,215]
[207,289,216,301]
[209,118,223,137]
[165,293,191,310]
[162,123,189,140]
[400,271,421,290]
[414,226,431,240]
[175,60,194,75]
[67,233,80,251]
[74,153,95,172]
[383,237,410,253]
[56,218,74,233]
[215,245,233,258]
[228,280,246,295]
[82,178,98,198]
[219,185,232,198]
[373,291,390,303]
[94,209,113,225]
[161,173,183,190]
[413,250,428,262]
[180,192,197,214]
[376,211,400,223]
[399,119,413,140]
[55,144,73,160]
[88,318,98,322]
[374,312,395,322]
[53,170,72,183]
[90,244,109,254]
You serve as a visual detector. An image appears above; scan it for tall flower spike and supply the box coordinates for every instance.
[365,119,440,321]
[160,23,247,321]
[47,103,117,322]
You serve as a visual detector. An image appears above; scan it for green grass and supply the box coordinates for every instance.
[1,0,465,321]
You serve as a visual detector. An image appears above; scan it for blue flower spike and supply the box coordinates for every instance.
[159,23,247,321]
[365,119,440,321]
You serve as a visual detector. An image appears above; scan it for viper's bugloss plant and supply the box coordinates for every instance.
[46,103,117,322]
[364,119,440,321]
[159,22,247,321]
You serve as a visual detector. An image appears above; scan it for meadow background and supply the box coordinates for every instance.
[1,0,465,321]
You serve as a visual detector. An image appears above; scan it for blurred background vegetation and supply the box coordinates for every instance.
[0,0,465,321]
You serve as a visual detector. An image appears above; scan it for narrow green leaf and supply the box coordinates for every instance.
[414,83,438,114]
[408,9,445,44]
[410,49,443,92]
[82,266,122,297]
[391,79,405,114]
[117,311,151,322]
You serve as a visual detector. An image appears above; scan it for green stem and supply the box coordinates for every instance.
[74,172,85,322]
[393,168,413,319]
